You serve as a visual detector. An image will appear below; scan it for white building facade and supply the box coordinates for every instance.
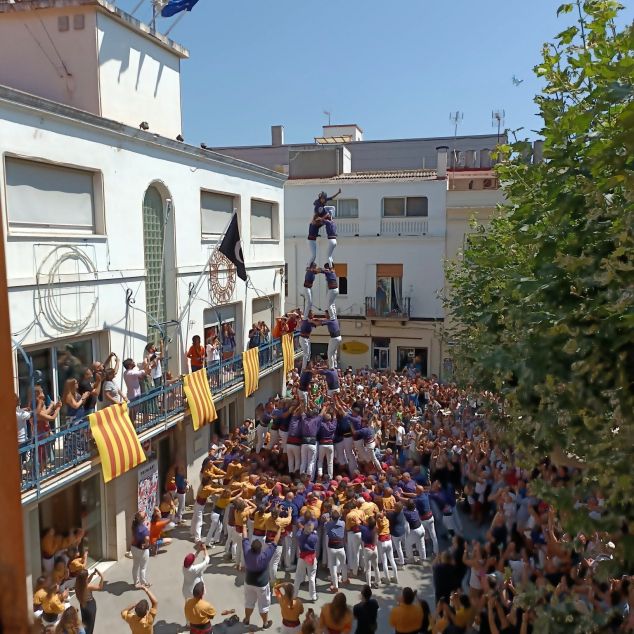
[1,0,289,586]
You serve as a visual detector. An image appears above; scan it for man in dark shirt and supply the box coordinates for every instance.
[353,584,379,633]
[78,367,101,415]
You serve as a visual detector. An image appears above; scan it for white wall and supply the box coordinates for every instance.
[97,12,183,139]
[0,95,285,383]
[284,179,446,319]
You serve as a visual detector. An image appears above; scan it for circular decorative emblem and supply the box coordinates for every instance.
[209,249,236,304]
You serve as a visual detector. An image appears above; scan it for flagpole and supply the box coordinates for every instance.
[164,11,186,36]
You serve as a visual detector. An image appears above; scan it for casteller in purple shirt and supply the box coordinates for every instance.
[242,538,276,587]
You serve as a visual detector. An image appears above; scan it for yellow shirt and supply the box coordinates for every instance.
[279,595,304,622]
[203,464,225,478]
[122,607,157,633]
[361,501,379,518]
[33,588,47,608]
[215,490,232,510]
[377,516,391,537]
[40,534,62,558]
[241,482,257,500]
[253,511,271,531]
[69,557,85,575]
[265,514,291,533]
[184,597,216,625]
[319,603,353,633]
[41,593,65,615]
[226,463,242,480]
[381,495,396,512]
[159,500,175,516]
[196,483,222,502]
[345,508,365,531]
[389,603,423,634]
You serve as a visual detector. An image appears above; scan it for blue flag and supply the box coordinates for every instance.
[161,0,199,18]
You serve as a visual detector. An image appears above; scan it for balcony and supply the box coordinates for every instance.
[380,217,428,236]
[365,296,411,319]
[336,219,360,236]
[18,333,300,501]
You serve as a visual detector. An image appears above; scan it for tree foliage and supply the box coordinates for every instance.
[445,1,633,627]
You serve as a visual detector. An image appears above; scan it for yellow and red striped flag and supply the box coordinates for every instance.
[88,402,146,483]
[183,368,218,431]
[242,347,260,397]
[282,333,295,377]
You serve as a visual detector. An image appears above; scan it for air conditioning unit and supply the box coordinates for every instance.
[483,178,494,189]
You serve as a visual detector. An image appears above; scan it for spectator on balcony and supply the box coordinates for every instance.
[61,378,90,425]
[16,393,31,466]
[247,324,261,350]
[78,368,102,416]
[123,359,151,423]
[221,323,236,361]
[144,342,164,388]
[101,368,127,408]
[205,335,221,367]
[187,335,206,373]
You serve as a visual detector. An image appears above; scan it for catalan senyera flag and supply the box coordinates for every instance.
[242,347,260,397]
[88,402,145,483]
[183,368,218,431]
[282,333,295,377]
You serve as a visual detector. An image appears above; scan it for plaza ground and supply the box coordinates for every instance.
[87,506,438,634]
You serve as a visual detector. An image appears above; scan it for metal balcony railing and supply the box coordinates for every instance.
[364,296,411,319]
[18,333,300,497]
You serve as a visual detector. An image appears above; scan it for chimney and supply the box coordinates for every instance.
[533,140,544,164]
[271,125,285,146]
[436,146,449,178]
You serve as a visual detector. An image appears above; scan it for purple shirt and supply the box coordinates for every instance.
[300,319,316,336]
[319,369,339,391]
[296,530,318,553]
[299,370,313,391]
[322,318,341,338]
[356,427,375,443]
[317,417,337,442]
[287,416,302,441]
[300,415,322,439]
[399,478,417,495]
[242,538,276,571]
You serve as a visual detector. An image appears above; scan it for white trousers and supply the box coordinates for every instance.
[300,443,317,476]
[268,544,282,581]
[224,525,239,560]
[353,439,365,462]
[287,444,301,474]
[176,492,186,520]
[278,430,288,452]
[191,501,205,542]
[363,442,383,471]
[363,546,381,586]
[282,534,296,570]
[327,336,342,369]
[299,337,311,370]
[392,533,408,566]
[327,546,347,589]
[421,516,439,556]
[326,238,337,268]
[131,546,149,586]
[282,624,301,634]
[304,287,313,315]
[406,524,427,560]
[335,437,358,475]
[298,389,309,407]
[326,289,339,319]
[255,425,268,453]
[378,538,399,581]
[317,444,334,479]
[307,240,317,267]
[244,583,271,614]
[293,557,317,600]
[206,510,223,545]
[346,531,362,574]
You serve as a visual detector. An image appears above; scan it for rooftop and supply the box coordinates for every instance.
[0,84,286,182]
[0,0,189,59]
[287,168,438,184]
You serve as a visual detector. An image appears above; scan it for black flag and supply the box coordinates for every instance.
[219,214,247,281]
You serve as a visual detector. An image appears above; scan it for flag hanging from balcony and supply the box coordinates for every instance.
[242,347,260,397]
[282,333,295,377]
[88,402,146,483]
[183,368,218,431]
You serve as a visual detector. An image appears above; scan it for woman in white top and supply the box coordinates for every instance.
[182,544,210,599]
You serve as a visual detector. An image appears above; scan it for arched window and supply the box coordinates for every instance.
[142,186,167,340]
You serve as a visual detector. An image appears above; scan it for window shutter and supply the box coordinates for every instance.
[376,264,403,277]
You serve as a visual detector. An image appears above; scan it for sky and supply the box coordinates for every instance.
[116,0,632,147]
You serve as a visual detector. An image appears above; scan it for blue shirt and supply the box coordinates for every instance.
[317,417,337,442]
[300,415,322,438]
[414,493,432,516]
[325,519,345,543]
[300,319,316,336]
[319,369,339,391]
[344,412,363,431]
[304,270,316,287]
[323,269,338,289]
[360,525,376,547]
[287,416,302,441]
[403,508,422,529]
[387,510,407,537]
[322,318,340,338]
[297,530,318,553]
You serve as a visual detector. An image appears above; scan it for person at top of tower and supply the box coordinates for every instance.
[307,189,341,267]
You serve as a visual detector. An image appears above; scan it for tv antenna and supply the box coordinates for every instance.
[323,110,332,126]
[492,109,505,142]
[448,111,463,187]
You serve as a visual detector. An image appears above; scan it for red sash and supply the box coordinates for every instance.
[300,550,316,565]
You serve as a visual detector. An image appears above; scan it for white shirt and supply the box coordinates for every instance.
[151,358,162,380]
[395,425,405,445]
[206,344,220,365]
[182,554,210,598]
[16,407,30,443]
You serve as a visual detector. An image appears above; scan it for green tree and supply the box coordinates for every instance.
[445,1,633,630]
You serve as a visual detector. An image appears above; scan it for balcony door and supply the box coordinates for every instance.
[376,264,403,316]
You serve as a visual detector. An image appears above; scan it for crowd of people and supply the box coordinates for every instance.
[28,360,628,634]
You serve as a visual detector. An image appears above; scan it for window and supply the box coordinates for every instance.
[382,196,428,217]
[372,338,390,370]
[334,198,358,218]
[334,263,348,295]
[201,191,235,236]
[5,158,98,233]
[251,199,277,240]
[376,264,403,317]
